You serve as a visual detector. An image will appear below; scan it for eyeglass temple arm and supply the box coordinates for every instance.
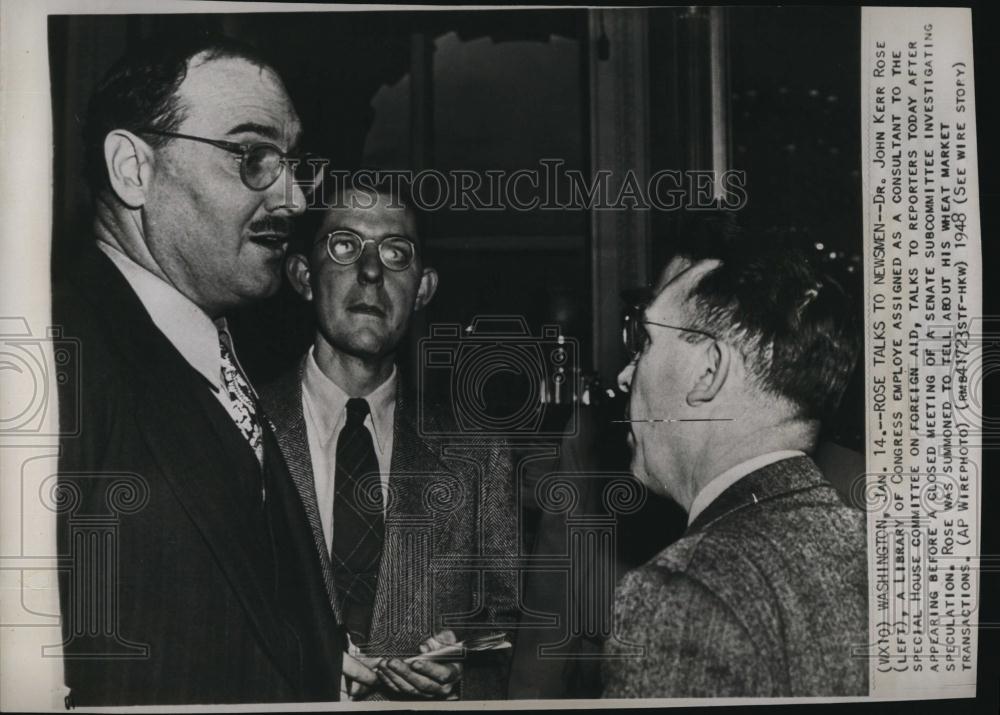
[134,128,246,154]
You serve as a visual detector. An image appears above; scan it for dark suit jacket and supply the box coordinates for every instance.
[53,246,344,705]
[260,360,518,699]
[601,456,868,697]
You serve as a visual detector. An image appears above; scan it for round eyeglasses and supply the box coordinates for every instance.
[135,128,322,195]
[322,230,416,272]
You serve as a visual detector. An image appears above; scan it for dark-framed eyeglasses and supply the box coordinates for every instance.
[621,305,718,360]
[135,128,321,194]
[321,229,416,272]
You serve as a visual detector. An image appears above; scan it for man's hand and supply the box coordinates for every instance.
[342,652,379,699]
[375,629,463,699]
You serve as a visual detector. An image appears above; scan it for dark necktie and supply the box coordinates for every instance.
[331,398,384,647]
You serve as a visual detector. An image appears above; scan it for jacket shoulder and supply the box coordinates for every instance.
[605,558,773,697]
[258,362,304,435]
[667,477,865,574]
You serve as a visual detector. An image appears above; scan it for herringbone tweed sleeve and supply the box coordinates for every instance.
[459,439,519,700]
[601,458,868,698]
[602,570,775,698]
[481,441,519,623]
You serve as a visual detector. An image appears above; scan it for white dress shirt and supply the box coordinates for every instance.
[686,450,806,526]
[97,242,254,410]
[300,346,396,554]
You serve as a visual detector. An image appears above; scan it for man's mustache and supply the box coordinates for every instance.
[247,216,294,237]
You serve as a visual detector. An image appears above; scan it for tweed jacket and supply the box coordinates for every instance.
[601,456,868,698]
[53,246,344,705]
[259,360,518,699]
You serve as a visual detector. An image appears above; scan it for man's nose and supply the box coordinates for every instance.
[617,360,636,393]
[265,164,307,217]
[357,244,383,285]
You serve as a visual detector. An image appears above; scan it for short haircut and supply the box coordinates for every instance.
[83,32,274,195]
[680,241,860,423]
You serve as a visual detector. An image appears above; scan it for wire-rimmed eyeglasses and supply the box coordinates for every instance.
[621,304,718,361]
[135,128,321,195]
[615,293,732,424]
[320,229,417,272]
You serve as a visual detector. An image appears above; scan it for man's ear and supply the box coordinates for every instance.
[286,252,313,301]
[687,339,732,406]
[413,267,439,311]
[104,130,154,209]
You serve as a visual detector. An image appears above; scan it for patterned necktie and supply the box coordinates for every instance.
[331,398,384,647]
[218,332,264,467]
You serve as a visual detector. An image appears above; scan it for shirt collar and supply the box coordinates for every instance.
[686,450,806,526]
[98,242,223,392]
[301,345,397,452]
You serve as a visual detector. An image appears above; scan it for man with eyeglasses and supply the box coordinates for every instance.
[259,180,517,701]
[53,36,345,704]
[601,245,868,697]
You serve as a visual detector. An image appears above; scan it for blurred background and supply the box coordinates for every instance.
[49,6,863,698]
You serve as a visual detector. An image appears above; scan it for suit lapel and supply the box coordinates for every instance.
[134,375,297,663]
[78,249,300,685]
[367,388,460,650]
[261,359,343,623]
[388,388,458,533]
[263,366,461,651]
[686,456,837,534]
